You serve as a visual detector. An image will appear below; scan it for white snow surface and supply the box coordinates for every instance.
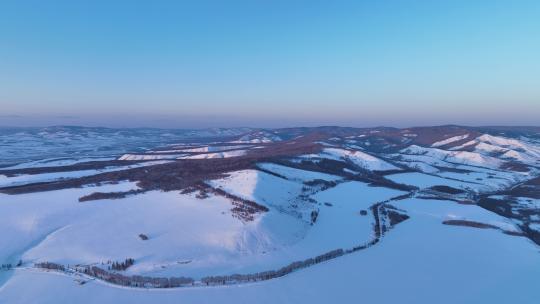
[173,145,252,153]
[178,150,247,159]
[2,198,539,304]
[0,183,273,279]
[396,161,440,174]
[208,169,306,212]
[400,145,505,168]
[256,163,342,182]
[431,134,469,147]
[449,134,540,165]
[118,154,185,161]
[307,148,399,171]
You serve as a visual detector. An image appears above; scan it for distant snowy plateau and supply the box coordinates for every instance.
[1,126,540,303]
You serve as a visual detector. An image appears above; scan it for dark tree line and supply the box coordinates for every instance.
[201,249,344,286]
[82,266,194,288]
[111,258,135,271]
[35,262,65,271]
[1,264,12,270]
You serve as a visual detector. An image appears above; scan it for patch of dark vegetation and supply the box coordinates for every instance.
[78,189,145,202]
[35,262,65,271]
[180,186,198,194]
[503,230,526,237]
[496,177,540,199]
[110,258,135,271]
[387,210,410,226]
[0,135,324,196]
[303,179,338,191]
[371,204,383,238]
[83,266,195,288]
[362,175,417,192]
[200,183,269,221]
[273,158,351,177]
[517,224,540,245]
[442,220,499,229]
[1,263,13,270]
[500,162,530,172]
[429,185,466,194]
[416,195,476,205]
[443,219,529,240]
[195,189,210,199]
[320,165,415,192]
[310,210,319,225]
[370,203,409,237]
[380,204,410,227]
[433,166,473,173]
[477,196,515,217]
[254,167,288,180]
[377,168,410,176]
[409,126,479,147]
[477,195,540,245]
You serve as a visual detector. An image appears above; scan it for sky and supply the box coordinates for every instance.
[1,0,539,128]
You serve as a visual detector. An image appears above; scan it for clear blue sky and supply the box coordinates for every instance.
[1,0,539,128]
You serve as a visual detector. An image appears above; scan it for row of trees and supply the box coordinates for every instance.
[35,262,65,271]
[201,249,345,286]
[1,263,12,270]
[2,260,25,270]
[82,266,194,288]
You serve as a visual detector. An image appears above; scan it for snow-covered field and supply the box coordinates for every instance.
[2,198,538,304]
[0,169,400,283]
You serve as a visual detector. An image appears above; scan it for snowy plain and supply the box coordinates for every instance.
[1,198,538,304]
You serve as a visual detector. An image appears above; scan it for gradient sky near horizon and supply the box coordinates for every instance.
[1,0,539,128]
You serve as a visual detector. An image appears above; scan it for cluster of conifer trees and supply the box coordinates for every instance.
[110,258,135,271]
[34,262,65,271]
